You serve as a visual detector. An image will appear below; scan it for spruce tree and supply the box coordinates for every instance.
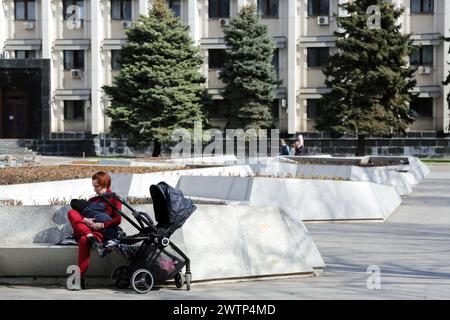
[103,0,207,156]
[316,0,417,156]
[220,2,278,130]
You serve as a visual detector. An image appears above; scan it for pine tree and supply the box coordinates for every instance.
[103,0,207,156]
[316,0,417,156]
[220,2,279,130]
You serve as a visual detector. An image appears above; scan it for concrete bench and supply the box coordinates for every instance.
[0,204,324,283]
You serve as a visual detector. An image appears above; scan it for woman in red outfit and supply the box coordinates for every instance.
[67,171,122,289]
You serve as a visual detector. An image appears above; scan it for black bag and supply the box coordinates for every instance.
[70,199,112,222]
[70,199,123,239]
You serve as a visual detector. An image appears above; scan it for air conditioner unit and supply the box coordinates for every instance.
[317,16,329,26]
[71,69,82,79]
[23,21,35,30]
[219,18,230,27]
[121,21,133,29]
[418,66,431,74]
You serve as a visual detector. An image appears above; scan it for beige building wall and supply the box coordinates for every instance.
[0,0,449,136]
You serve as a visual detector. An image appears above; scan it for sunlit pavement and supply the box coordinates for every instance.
[1,164,449,300]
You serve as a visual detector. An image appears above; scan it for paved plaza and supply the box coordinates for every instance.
[0,163,449,300]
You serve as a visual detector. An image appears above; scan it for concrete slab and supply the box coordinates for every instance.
[0,244,128,277]
[177,176,402,222]
[0,165,254,205]
[0,178,94,205]
[264,160,413,195]
[0,204,323,281]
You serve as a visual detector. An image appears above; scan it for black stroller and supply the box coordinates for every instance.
[100,181,196,294]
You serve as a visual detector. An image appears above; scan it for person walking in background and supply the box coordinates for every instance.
[280,139,291,156]
[294,134,304,155]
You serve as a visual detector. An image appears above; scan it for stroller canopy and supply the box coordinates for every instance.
[149,182,196,237]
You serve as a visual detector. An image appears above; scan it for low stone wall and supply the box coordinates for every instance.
[296,138,450,158]
[0,204,324,282]
[176,176,402,221]
[263,161,413,195]
[0,157,427,205]
[21,135,450,157]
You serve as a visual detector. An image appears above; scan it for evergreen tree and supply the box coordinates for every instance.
[316,0,417,155]
[220,2,279,130]
[103,0,207,156]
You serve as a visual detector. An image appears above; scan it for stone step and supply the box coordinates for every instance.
[0,139,40,158]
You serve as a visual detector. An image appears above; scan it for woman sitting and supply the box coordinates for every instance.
[67,171,122,289]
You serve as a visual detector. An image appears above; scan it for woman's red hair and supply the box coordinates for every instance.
[92,171,111,188]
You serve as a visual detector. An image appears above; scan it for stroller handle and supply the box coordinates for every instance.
[100,192,145,230]
[100,192,161,236]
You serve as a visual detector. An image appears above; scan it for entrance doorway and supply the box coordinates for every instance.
[2,89,28,138]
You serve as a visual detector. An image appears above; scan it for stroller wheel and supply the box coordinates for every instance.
[131,269,154,294]
[174,272,185,289]
[185,273,192,291]
[111,266,130,289]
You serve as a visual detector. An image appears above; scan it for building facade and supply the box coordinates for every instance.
[0,0,449,140]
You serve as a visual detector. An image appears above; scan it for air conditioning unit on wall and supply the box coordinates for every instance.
[121,21,133,29]
[317,16,329,26]
[219,18,230,27]
[71,69,82,79]
[418,66,432,74]
[23,21,35,30]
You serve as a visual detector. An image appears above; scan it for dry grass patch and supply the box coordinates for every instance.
[0,165,187,185]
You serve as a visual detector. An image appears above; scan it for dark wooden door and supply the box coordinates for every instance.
[3,90,28,138]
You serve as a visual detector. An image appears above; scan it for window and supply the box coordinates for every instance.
[209,49,226,69]
[257,0,278,18]
[307,47,329,67]
[63,0,84,20]
[411,0,433,14]
[410,98,432,117]
[308,0,329,16]
[111,0,132,20]
[64,50,84,70]
[209,0,230,18]
[167,0,181,17]
[410,46,433,66]
[64,101,85,120]
[271,48,279,77]
[15,0,35,20]
[15,50,36,59]
[307,99,326,119]
[111,50,121,70]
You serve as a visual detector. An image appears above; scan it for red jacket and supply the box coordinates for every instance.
[89,188,122,229]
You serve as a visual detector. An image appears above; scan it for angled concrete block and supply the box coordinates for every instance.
[181,205,252,279]
[181,205,318,280]
[177,176,402,222]
[263,160,412,196]
[176,176,253,201]
[0,245,128,277]
[127,174,181,198]
[0,204,322,281]
[0,206,60,244]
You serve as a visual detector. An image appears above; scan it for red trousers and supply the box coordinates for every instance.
[67,210,104,277]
